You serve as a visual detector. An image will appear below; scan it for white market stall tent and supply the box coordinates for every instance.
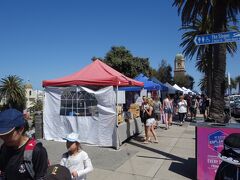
[42,59,143,148]
[164,82,178,94]
[173,84,184,92]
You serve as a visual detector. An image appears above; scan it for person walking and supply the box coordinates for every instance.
[143,98,158,144]
[168,95,174,126]
[0,108,48,180]
[140,96,149,140]
[153,96,162,128]
[190,95,198,121]
[199,94,207,120]
[177,95,187,126]
[163,94,171,129]
[60,132,93,180]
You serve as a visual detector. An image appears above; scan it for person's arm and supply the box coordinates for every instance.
[77,153,93,177]
[159,102,163,112]
[162,100,166,109]
[184,100,188,107]
[145,106,153,116]
[60,153,68,166]
[32,143,48,180]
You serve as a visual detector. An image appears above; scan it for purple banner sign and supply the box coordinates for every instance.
[197,126,240,180]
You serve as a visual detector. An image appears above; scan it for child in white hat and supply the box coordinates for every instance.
[60,132,93,180]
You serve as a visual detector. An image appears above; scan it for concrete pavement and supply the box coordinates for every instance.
[41,121,196,180]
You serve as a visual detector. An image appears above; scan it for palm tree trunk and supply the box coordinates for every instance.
[209,1,227,123]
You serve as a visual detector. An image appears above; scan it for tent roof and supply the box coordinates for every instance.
[42,59,144,87]
[173,84,183,92]
[164,82,178,94]
[150,77,168,91]
[119,74,168,91]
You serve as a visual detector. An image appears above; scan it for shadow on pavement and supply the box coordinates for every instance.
[169,158,196,180]
[127,141,196,179]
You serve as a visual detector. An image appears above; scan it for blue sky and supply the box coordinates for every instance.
[0,0,239,91]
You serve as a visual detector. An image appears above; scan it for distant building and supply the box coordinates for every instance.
[0,96,7,106]
[0,83,44,110]
[174,53,186,78]
[25,83,44,110]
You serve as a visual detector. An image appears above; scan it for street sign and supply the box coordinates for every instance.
[194,31,240,45]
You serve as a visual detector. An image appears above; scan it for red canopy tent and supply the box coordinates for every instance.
[42,59,144,87]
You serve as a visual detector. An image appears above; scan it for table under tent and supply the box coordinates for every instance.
[42,59,143,149]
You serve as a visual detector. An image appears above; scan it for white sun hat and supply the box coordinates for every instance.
[63,132,81,143]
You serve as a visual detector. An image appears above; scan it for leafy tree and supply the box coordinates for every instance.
[173,74,194,89]
[155,59,173,83]
[173,0,240,123]
[186,75,195,89]
[0,75,26,111]
[235,75,240,83]
[29,99,43,112]
[103,46,152,78]
[199,76,207,93]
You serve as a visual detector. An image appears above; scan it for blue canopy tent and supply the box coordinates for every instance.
[119,74,168,91]
[150,77,168,91]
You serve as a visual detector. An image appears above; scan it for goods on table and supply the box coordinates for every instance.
[128,103,140,118]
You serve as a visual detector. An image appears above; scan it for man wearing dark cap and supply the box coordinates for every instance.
[45,164,71,180]
[0,108,48,180]
[215,133,240,180]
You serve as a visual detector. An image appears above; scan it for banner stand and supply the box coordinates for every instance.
[196,122,240,180]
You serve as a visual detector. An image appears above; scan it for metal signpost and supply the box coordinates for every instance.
[228,72,232,121]
[194,31,240,45]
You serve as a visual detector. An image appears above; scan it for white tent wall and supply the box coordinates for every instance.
[43,86,117,147]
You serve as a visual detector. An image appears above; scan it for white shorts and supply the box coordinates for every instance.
[146,118,156,127]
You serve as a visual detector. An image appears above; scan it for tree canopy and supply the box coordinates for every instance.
[0,75,26,111]
[103,46,152,78]
[155,59,173,84]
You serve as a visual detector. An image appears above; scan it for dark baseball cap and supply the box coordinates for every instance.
[218,133,240,165]
[45,164,71,180]
[0,108,25,135]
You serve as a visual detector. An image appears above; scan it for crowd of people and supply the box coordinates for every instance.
[0,108,93,180]
[140,93,211,144]
[0,93,211,179]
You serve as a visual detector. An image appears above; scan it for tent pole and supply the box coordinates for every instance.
[115,85,120,150]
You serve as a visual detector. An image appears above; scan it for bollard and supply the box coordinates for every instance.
[34,111,43,139]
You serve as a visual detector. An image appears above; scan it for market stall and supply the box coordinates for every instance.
[164,82,178,94]
[117,74,168,143]
[42,59,143,149]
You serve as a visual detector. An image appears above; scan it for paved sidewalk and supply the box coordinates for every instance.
[42,121,196,180]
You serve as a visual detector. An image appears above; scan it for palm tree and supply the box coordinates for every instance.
[180,16,213,97]
[0,75,26,111]
[236,76,240,83]
[180,16,237,97]
[173,0,240,123]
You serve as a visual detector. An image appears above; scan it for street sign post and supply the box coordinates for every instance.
[194,31,240,45]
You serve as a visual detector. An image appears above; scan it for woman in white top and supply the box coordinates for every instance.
[177,95,187,126]
[60,133,93,180]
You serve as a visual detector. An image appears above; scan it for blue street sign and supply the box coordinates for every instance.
[194,31,240,45]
